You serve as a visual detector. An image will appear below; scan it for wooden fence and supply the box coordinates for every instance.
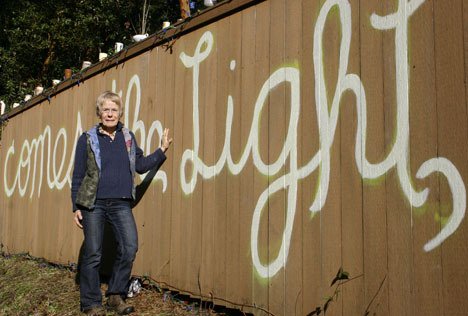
[2,0,468,314]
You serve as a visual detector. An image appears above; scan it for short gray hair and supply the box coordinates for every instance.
[95,91,123,117]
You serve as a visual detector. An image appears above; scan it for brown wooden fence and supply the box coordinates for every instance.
[2,0,468,314]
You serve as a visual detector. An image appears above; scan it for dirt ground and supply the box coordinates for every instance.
[0,253,246,315]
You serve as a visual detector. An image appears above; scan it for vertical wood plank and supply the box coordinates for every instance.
[434,1,468,315]
[409,1,443,315]
[360,1,389,314]
[340,0,365,314]
[170,34,192,291]
[319,1,343,314]
[224,11,243,305]
[382,0,414,314]
[300,0,323,314]
[238,6,257,309]
[212,16,230,302]
[267,0,286,314]
[284,0,303,315]
[199,22,218,297]
[129,53,151,275]
[252,0,271,311]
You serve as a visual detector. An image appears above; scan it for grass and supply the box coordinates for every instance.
[0,253,242,316]
[0,253,80,315]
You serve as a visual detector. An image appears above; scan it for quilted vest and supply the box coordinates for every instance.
[75,124,136,209]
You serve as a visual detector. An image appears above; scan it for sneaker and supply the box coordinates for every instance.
[107,294,135,315]
[83,306,106,316]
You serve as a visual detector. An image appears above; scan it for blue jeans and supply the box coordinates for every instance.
[79,199,138,310]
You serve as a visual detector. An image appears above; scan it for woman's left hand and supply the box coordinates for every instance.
[161,128,173,153]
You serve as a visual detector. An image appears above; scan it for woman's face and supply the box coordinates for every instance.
[99,99,120,129]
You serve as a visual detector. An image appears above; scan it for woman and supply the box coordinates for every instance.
[71,91,172,315]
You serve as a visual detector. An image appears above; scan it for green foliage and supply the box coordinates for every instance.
[307,267,350,316]
[330,266,349,286]
[0,116,7,141]
[0,0,206,110]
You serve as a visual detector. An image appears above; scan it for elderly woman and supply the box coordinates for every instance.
[71,91,172,315]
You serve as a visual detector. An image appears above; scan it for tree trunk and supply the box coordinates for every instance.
[178,0,191,19]
[41,33,56,79]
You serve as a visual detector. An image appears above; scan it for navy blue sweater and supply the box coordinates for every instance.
[71,123,166,211]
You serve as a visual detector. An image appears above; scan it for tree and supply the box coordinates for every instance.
[0,0,205,111]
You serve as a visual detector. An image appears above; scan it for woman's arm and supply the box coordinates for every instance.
[134,128,173,174]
